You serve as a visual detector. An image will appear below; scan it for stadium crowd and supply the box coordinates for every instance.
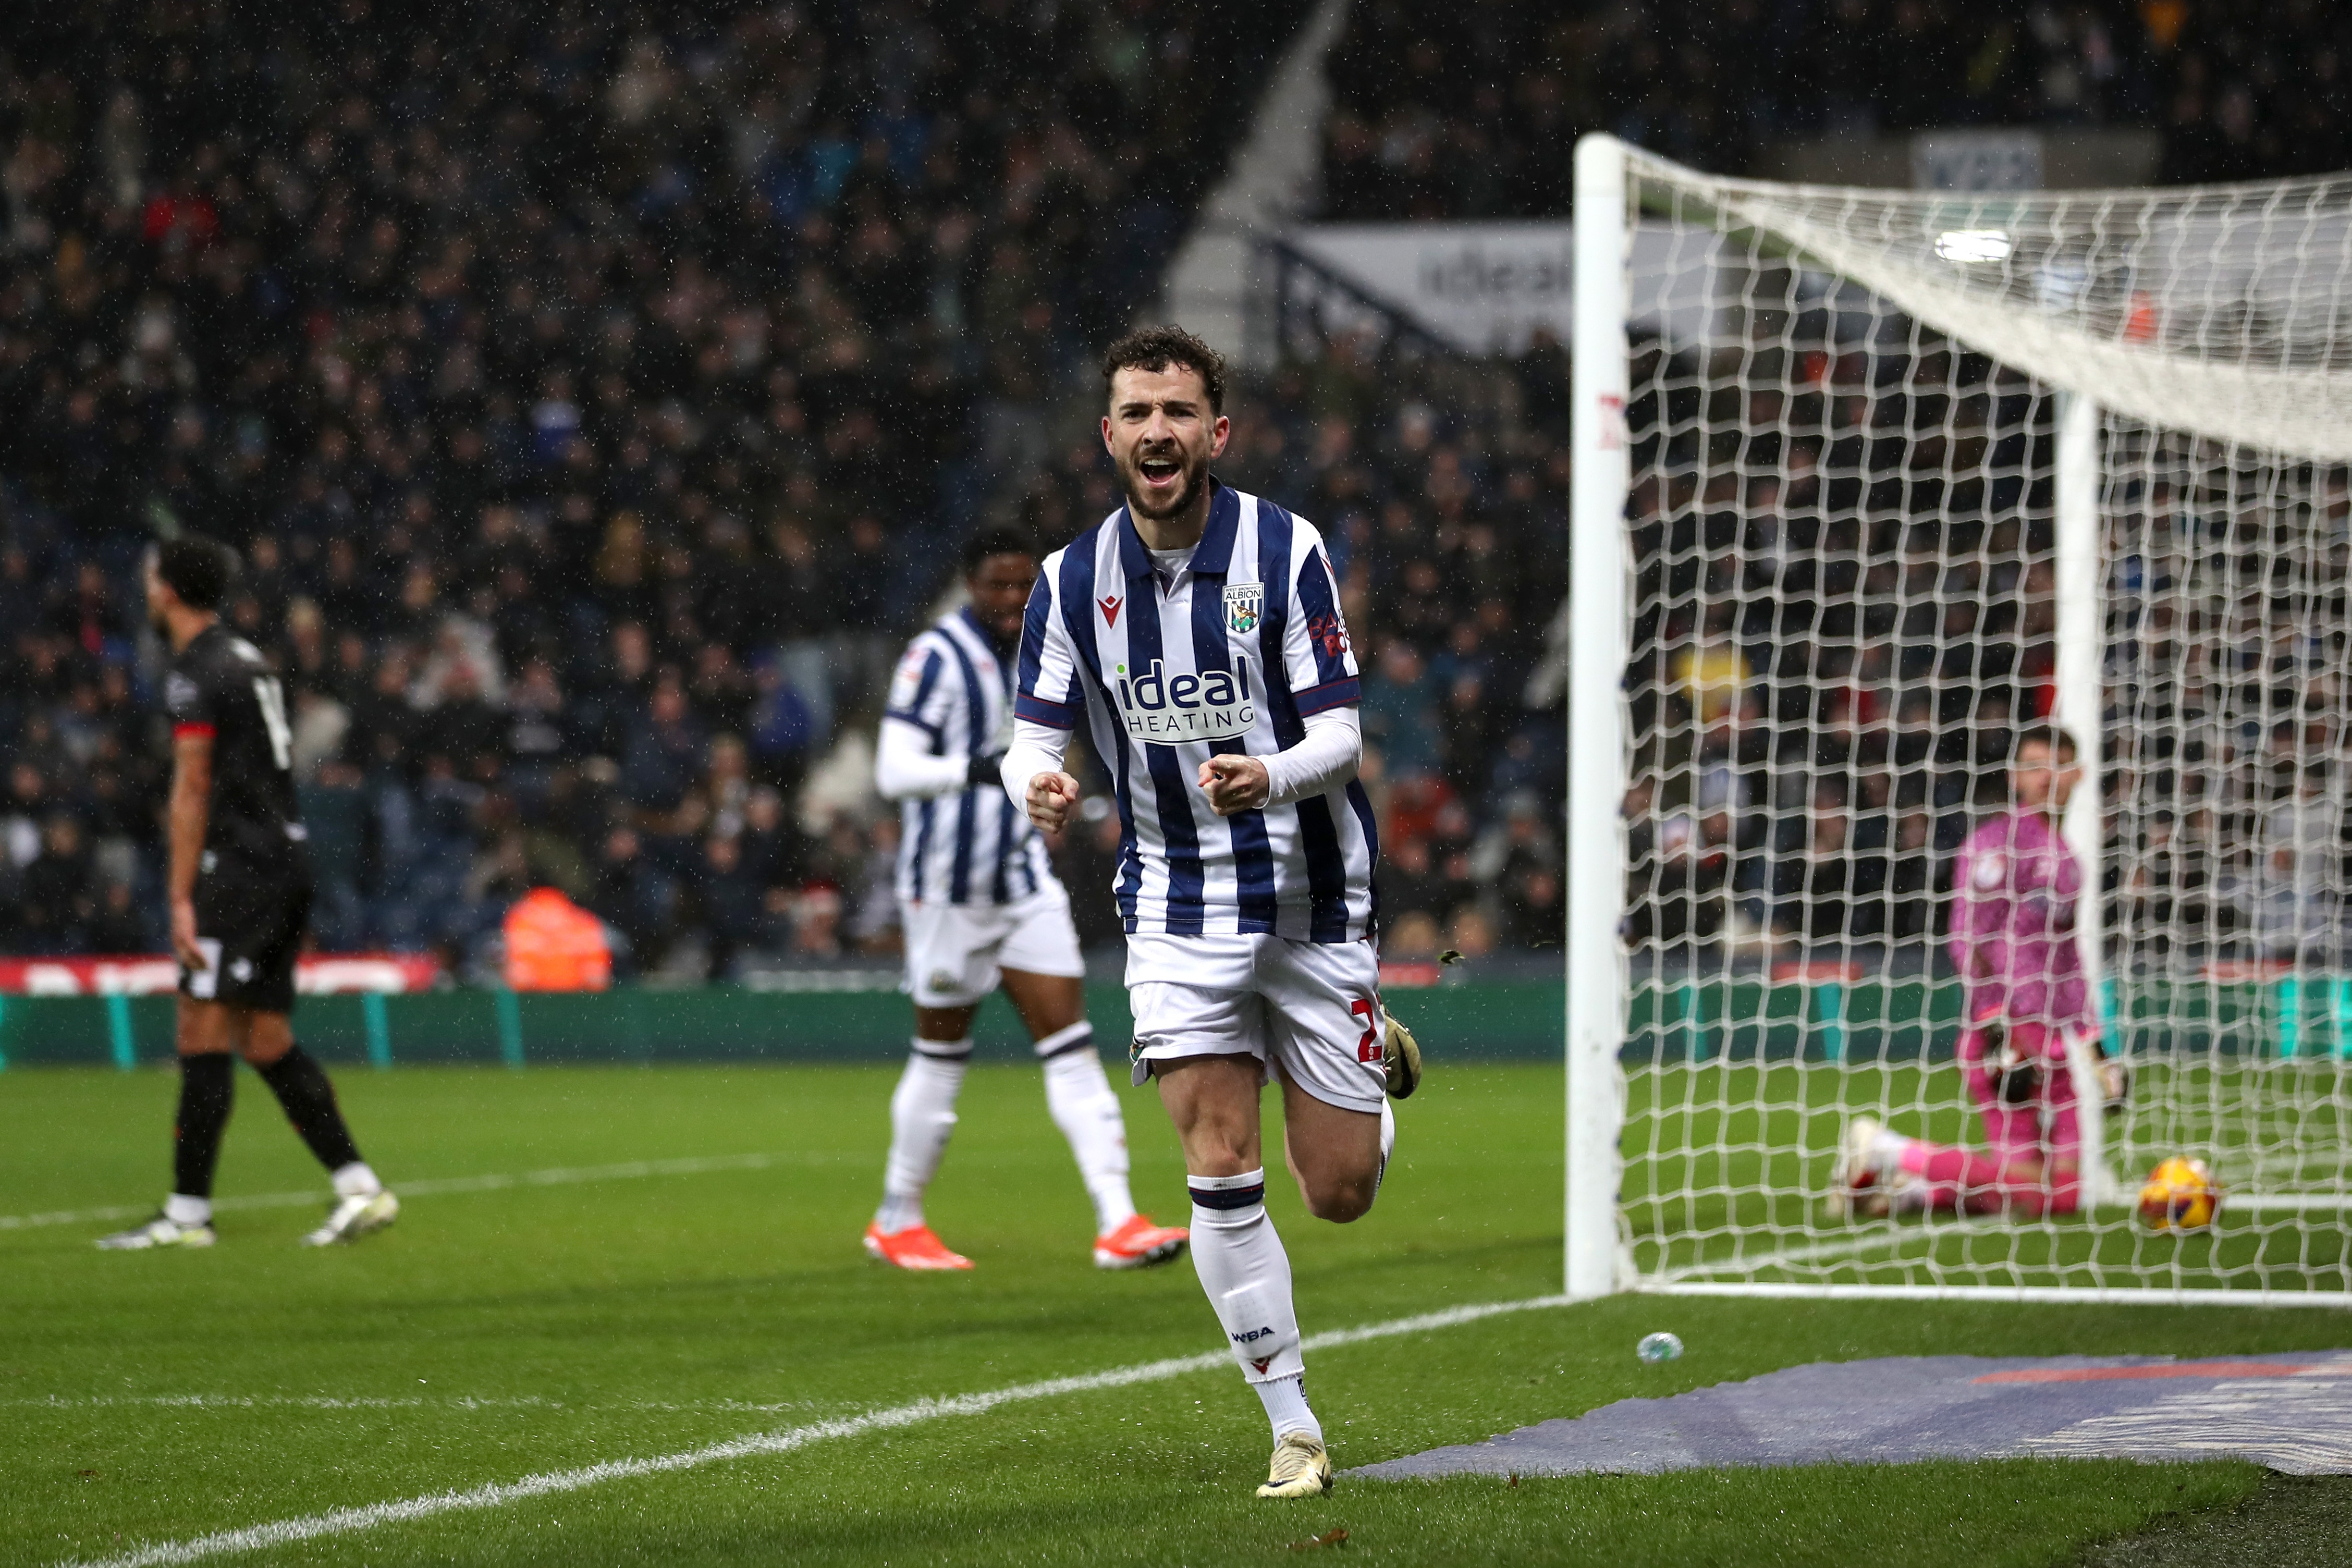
[0,0,1317,971]
[1320,0,2352,219]
[6,2,2341,978]
[1615,338,2352,970]
[0,0,1578,974]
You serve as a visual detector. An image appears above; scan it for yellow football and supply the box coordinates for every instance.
[2138,1156,2220,1232]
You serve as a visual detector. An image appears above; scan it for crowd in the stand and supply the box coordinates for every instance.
[1617,335,2352,967]
[0,1,1589,973]
[14,2,2336,976]
[0,0,1316,972]
[1320,1,2352,219]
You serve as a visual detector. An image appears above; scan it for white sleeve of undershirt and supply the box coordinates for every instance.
[1260,705,1362,807]
[874,715,972,801]
[1000,718,1074,814]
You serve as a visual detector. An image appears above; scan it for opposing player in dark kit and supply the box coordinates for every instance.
[97,536,398,1250]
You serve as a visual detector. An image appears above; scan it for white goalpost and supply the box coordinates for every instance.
[1567,133,2352,1305]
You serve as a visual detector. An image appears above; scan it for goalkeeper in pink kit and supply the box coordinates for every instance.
[1836,726,2115,1218]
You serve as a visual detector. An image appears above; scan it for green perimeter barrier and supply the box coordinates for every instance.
[4,976,2345,1071]
[0,982,1567,1070]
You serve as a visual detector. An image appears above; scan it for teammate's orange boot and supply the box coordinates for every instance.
[1092,1214,1189,1270]
[863,1221,975,1270]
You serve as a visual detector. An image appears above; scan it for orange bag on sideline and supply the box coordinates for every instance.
[503,888,612,992]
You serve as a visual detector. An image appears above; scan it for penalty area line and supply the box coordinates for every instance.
[0,1152,819,1232]
[57,1293,1572,1568]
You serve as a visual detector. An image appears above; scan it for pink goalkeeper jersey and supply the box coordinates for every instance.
[1948,808,2091,1029]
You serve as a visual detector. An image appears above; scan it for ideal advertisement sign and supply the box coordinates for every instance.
[1284,221,1724,356]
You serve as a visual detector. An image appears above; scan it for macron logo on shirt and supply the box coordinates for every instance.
[1114,656,1257,742]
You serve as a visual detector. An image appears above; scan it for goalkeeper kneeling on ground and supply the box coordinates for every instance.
[1835,725,2123,1219]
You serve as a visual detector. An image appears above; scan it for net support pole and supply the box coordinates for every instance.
[1566,133,1630,1299]
[2054,391,2125,1207]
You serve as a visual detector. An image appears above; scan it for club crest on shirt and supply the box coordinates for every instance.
[1222,581,1263,635]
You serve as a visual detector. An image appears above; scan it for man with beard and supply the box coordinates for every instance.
[99,535,398,1250]
[1002,327,1420,1499]
[865,525,1189,1273]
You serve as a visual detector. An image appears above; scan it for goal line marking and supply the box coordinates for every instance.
[56,1293,1572,1568]
[0,1152,820,1232]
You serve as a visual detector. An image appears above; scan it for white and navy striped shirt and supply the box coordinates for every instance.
[886,607,1057,907]
[1015,483,1377,940]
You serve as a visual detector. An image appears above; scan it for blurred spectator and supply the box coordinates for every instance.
[1383,910,1443,962]
[1362,641,1442,785]
[2252,765,2345,962]
[686,833,774,977]
[17,815,95,953]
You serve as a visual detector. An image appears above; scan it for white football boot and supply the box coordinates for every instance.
[1256,1431,1334,1498]
[303,1190,400,1246]
[95,1213,216,1250]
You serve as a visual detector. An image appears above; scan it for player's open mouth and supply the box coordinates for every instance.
[1138,455,1181,489]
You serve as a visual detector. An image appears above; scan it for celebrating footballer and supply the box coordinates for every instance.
[1003,326,1420,1499]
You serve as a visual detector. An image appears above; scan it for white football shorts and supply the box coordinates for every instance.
[1126,933,1386,1115]
[900,885,1085,1008]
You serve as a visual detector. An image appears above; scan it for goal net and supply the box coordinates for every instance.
[1566,134,2352,1304]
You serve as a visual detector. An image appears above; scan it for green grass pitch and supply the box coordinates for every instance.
[1623,1061,2352,1290]
[6,1059,2348,1565]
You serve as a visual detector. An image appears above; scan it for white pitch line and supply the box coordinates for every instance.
[56,1293,1572,1568]
[1653,1211,2043,1287]
[13,1393,849,1414]
[0,1153,817,1232]
[1656,1227,1922,1284]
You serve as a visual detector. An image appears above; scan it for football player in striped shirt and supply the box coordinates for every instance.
[867,525,1188,1272]
[1005,327,1420,1499]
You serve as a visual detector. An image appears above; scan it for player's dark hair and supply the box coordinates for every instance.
[962,525,1038,577]
[155,534,235,610]
[1101,324,1227,414]
[2013,723,2077,762]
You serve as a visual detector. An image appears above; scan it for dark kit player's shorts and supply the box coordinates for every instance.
[181,852,313,1014]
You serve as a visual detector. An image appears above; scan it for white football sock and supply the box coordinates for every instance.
[164,1193,212,1227]
[332,1161,382,1199]
[877,1043,968,1232]
[1038,1025,1136,1232]
[1869,1124,1914,1168]
[1189,1167,1322,1444]
[1257,1375,1319,1443]
[1376,1098,1396,1198]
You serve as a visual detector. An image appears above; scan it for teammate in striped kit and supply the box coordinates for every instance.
[1005,327,1421,1499]
[866,525,1188,1273]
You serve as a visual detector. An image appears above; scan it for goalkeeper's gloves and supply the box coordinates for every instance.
[2097,1048,2131,1113]
[965,752,1007,790]
[1979,1016,2042,1105]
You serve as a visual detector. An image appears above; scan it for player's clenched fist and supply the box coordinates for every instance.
[1197,754,1270,816]
[1024,769,1082,831]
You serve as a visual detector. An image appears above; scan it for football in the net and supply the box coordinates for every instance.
[2138,1156,2220,1232]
